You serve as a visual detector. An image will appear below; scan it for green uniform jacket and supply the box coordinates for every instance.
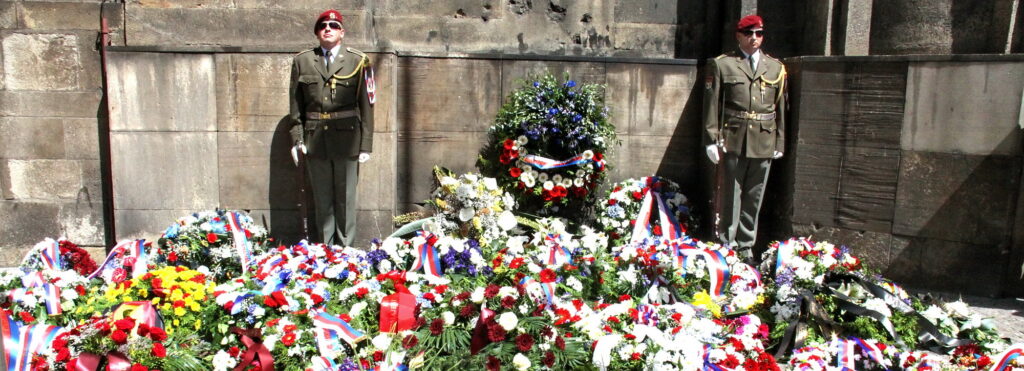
[289,46,375,159]
[702,50,786,159]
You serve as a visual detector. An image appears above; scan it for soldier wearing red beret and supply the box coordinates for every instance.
[702,15,787,263]
[289,9,376,247]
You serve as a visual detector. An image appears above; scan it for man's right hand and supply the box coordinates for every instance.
[291,143,307,167]
[706,144,720,165]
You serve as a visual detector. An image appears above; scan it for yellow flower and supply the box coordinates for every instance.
[194,319,202,330]
[174,307,186,317]
[692,291,722,318]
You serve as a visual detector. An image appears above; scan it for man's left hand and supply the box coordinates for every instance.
[358,152,371,163]
[772,151,783,159]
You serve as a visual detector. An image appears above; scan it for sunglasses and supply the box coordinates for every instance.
[740,30,764,37]
[317,21,343,31]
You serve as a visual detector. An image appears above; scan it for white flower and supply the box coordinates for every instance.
[458,207,476,222]
[521,174,536,188]
[542,181,555,191]
[552,174,563,183]
[351,301,368,318]
[498,286,519,299]
[212,350,238,371]
[61,288,78,301]
[538,172,549,182]
[443,311,455,325]
[471,287,485,303]
[863,298,892,317]
[582,150,594,159]
[512,353,531,370]
[200,222,212,231]
[371,333,393,350]
[506,236,527,255]
[498,211,517,231]
[573,177,585,187]
[483,177,498,190]
[497,312,518,331]
[516,135,528,145]
[566,276,583,291]
[945,300,971,318]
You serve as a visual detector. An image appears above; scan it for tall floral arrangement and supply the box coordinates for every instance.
[427,168,519,244]
[478,73,617,219]
[153,209,269,280]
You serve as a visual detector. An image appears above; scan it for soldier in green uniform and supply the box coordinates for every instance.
[702,15,786,263]
[289,9,375,247]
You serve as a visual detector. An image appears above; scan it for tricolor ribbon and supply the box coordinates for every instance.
[775,238,808,275]
[629,183,684,244]
[310,356,337,371]
[670,240,731,297]
[637,304,658,326]
[519,277,556,305]
[311,309,366,349]
[37,239,61,271]
[1,314,62,371]
[226,211,253,274]
[410,232,442,278]
[87,240,149,281]
[521,153,598,170]
[832,337,887,370]
[542,234,572,266]
[992,344,1024,371]
[111,301,164,330]
[11,273,61,316]
[364,65,377,104]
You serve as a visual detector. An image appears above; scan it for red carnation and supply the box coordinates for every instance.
[283,324,297,333]
[167,251,177,262]
[652,225,662,236]
[18,311,34,323]
[401,334,418,349]
[486,322,506,342]
[110,330,128,345]
[206,233,218,243]
[75,285,86,296]
[430,318,445,336]
[484,284,500,299]
[434,285,448,294]
[515,333,535,352]
[509,167,523,178]
[555,336,566,351]
[281,332,297,346]
[355,287,369,299]
[539,268,557,283]
[56,348,70,362]
[486,356,501,371]
[572,186,588,198]
[151,342,167,358]
[501,295,516,309]
[543,351,556,367]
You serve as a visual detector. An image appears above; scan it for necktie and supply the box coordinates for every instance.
[749,55,756,72]
[325,50,332,70]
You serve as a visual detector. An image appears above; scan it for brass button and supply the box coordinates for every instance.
[323,125,328,130]
[324,97,328,101]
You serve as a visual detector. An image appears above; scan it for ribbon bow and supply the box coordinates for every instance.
[410,232,442,278]
[231,327,275,371]
[1,314,62,371]
[671,239,732,298]
[310,309,366,360]
[226,211,254,274]
[87,240,149,282]
[541,234,572,266]
[629,180,684,244]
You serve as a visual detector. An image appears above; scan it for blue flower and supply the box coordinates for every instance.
[210,221,227,234]
[533,81,540,87]
[565,80,577,88]
[548,108,560,115]
[607,205,625,218]
[164,224,180,238]
[573,114,583,123]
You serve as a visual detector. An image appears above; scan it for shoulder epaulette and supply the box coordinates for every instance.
[715,53,729,60]
[295,48,315,57]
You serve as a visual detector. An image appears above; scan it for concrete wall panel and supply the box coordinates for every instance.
[111,132,220,210]
[215,54,291,132]
[396,130,486,209]
[903,62,1024,155]
[0,118,66,159]
[606,63,696,137]
[397,58,501,133]
[108,52,216,132]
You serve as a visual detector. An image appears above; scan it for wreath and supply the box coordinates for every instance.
[478,73,617,219]
[596,176,697,247]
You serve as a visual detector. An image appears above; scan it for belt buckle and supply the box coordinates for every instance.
[319,112,331,119]
[745,111,757,119]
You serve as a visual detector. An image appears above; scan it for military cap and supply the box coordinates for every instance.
[736,15,764,31]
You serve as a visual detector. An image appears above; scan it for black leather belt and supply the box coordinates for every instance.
[725,109,776,121]
[306,109,357,120]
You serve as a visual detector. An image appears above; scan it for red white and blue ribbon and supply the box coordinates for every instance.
[410,232,442,278]
[992,344,1024,371]
[832,337,887,370]
[519,277,555,305]
[775,238,807,274]
[226,211,254,274]
[521,154,597,170]
[311,356,337,371]
[38,239,61,271]
[364,65,377,104]
[637,304,658,326]
[312,310,366,347]
[670,240,731,298]
[1,314,62,371]
[87,239,149,281]
[630,189,683,244]
[10,271,61,316]
[542,234,572,266]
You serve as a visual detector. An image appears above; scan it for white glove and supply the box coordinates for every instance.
[772,151,783,159]
[358,152,371,163]
[290,143,307,167]
[705,144,720,165]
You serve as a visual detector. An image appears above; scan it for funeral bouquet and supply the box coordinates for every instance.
[0,238,95,324]
[154,209,269,280]
[478,73,617,216]
[597,176,697,247]
[427,169,519,244]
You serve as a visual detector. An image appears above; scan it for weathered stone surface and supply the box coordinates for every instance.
[2,33,81,90]
[59,201,104,246]
[834,147,899,233]
[356,209,396,246]
[378,0,499,18]
[356,132,397,210]
[126,0,234,8]
[114,209,184,241]
[903,62,1024,155]
[397,58,501,133]
[107,52,216,132]
[612,134,701,192]
[78,160,103,206]
[606,63,698,137]
[64,118,100,160]
[500,60,606,100]
[840,0,873,55]
[4,160,83,200]
[233,0,366,10]
[889,236,1005,296]
[0,91,102,118]
[870,0,953,54]
[0,201,61,247]
[614,0,678,24]
[126,8,370,48]
[369,53,398,134]
[894,151,1020,246]
[791,143,842,227]
[215,53,291,132]
[111,132,220,209]
[396,130,486,210]
[73,30,104,91]
[0,118,66,159]
[372,16,447,53]
[0,3,16,30]
[20,2,122,30]
[790,224,892,270]
[611,23,677,57]
[217,131,274,209]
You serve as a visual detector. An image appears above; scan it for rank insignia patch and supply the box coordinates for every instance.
[705,75,714,89]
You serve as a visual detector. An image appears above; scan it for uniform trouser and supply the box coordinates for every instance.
[306,155,358,247]
[717,153,772,258]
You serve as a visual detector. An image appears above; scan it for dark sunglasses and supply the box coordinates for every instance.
[740,30,764,37]
[317,21,342,31]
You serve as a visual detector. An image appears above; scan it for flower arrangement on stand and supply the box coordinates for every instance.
[426,168,519,244]
[153,209,269,281]
[478,73,617,218]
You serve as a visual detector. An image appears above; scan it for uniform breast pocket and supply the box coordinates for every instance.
[722,75,746,96]
[298,75,321,97]
[333,76,359,106]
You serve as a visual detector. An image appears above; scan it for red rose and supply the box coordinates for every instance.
[114,318,135,331]
[355,287,369,299]
[486,356,501,371]
[136,323,150,337]
[509,167,523,178]
[434,285,448,294]
[373,351,384,362]
[74,285,86,296]
[632,191,643,200]
[515,333,534,352]
[572,186,588,198]
[503,138,516,150]
[18,311,34,323]
[110,330,128,345]
[281,332,297,346]
[206,233,218,243]
[339,314,352,322]
[56,348,70,362]
[149,327,167,341]
[228,346,240,357]
[499,153,513,164]
[151,342,166,358]
[130,364,148,371]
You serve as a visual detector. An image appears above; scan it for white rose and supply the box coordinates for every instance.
[497,312,518,331]
[471,287,485,303]
[513,353,531,370]
[458,207,476,222]
[443,311,455,325]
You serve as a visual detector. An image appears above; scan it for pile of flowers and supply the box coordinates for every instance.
[152,209,269,280]
[597,176,697,247]
[478,73,617,216]
[0,238,95,324]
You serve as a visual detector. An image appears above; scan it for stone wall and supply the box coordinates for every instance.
[781,55,1024,297]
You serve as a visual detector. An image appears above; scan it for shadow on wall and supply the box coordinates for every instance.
[268,115,316,246]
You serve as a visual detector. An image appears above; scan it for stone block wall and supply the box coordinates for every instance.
[783,56,1024,297]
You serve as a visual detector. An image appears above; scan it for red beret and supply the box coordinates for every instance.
[316,9,343,26]
[736,15,764,31]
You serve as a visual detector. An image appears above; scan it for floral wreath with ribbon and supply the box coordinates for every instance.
[478,73,617,217]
